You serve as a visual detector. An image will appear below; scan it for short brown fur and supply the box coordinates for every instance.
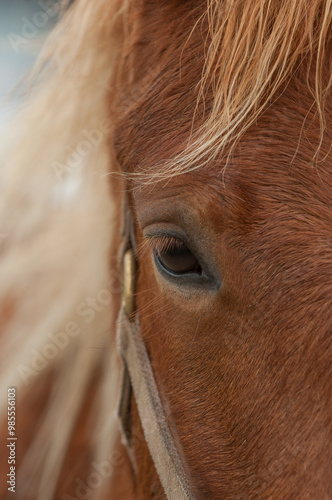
[1,0,332,499]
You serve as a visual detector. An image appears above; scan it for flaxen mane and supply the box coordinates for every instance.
[0,0,331,498]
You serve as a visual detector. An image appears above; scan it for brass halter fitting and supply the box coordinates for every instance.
[122,248,136,319]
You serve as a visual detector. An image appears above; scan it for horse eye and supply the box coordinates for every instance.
[154,240,202,276]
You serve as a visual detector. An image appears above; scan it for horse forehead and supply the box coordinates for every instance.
[128,83,332,222]
[132,146,332,234]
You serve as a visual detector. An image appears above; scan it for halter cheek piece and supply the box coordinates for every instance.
[116,204,197,500]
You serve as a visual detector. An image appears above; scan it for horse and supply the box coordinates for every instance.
[0,0,332,498]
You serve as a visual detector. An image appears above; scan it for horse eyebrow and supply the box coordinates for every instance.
[135,200,197,229]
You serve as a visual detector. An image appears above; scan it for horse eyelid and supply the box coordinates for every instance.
[143,234,187,254]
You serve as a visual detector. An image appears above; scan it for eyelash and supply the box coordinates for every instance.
[142,233,203,277]
[145,235,187,256]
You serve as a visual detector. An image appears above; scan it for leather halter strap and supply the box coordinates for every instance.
[116,204,197,500]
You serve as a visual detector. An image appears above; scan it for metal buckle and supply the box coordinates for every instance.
[122,248,136,319]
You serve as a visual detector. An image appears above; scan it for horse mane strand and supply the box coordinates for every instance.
[144,0,332,181]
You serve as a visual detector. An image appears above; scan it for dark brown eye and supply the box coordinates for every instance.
[154,239,202,275]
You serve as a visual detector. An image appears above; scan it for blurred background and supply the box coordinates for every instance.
[0,0,62,131]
